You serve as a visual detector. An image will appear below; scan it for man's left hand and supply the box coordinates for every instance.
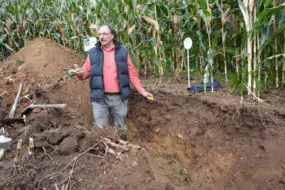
[144,92,154,100]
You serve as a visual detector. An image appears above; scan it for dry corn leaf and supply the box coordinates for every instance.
[142,16,159,30]
[128,25,136,35]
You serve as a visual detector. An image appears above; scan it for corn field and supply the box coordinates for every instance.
[0,0,284,97]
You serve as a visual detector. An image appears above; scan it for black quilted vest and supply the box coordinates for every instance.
[88,40,130,102]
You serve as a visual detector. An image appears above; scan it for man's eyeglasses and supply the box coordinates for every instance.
[98,33,111,36]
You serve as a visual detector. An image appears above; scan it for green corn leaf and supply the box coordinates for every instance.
[212,29,222,47]
[0,34,7,43]
[0,42,15,52]
[215,0,222,13]
[262,54,285,62]
[198,9,207,27]
[132,0,136,11]
[251,3,285,33]
[156,3,169,16]
[260,23,285,54]
[90,0,96,8]
[197,0,207,12]
[60,0,66,14]
[12,39,19,49]
[264,0,272,9]
[207,48,215,61]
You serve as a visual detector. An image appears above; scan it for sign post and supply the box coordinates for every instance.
[183,37,193,88]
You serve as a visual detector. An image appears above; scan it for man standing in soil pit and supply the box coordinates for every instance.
[75,24,153,140]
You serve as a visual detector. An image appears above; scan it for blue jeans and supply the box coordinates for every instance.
[92,94,128,131]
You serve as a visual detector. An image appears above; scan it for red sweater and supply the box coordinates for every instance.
[78,44,146,96]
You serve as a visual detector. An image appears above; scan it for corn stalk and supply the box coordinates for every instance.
[231,15,241,75]
[154,2,163,81]
[257,33,261,97]
[253,6,257,95]
[195,1,204,73]
[282,31,285,87]
[272,0,278,88]
[217,0,230,87]
[142,14,161,75]
[198,0,214,92]
[172,0,179,80]
[207,0,214,92]
[239,0,254,95]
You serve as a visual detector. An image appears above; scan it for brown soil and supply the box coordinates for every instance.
[0,38,92,117]
[0,38,285,190]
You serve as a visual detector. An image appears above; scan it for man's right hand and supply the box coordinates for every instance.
[75,68,87,77]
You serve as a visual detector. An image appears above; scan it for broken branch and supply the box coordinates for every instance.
[61,141,102,172]
[0,91,8,97]
[9,83,23,118]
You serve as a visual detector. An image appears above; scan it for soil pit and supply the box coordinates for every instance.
[127,92,285,189]
[0,38,285,190]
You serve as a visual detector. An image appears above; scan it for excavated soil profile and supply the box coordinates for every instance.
[0,38,285,190]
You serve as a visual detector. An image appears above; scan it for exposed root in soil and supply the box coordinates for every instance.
[36,137,142,190]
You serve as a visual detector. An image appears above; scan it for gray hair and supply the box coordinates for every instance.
[99,24,116,37]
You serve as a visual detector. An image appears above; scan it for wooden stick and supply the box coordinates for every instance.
[0,91,8,97]
[37,173,59,190]
[27,104,67,109]
[61,141,102,172]
[21,104,67,116]
[54,184,60,190]
[0,149,5,160]
[9,83,23,118]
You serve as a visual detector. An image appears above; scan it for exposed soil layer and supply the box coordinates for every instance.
[127,91,285,189]
[1,38,285,190]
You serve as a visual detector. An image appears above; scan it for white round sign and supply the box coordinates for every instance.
[184,37,193,50]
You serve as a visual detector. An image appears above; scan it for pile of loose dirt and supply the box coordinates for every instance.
[0,38,91,117]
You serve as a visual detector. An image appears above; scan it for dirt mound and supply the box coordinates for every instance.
[0,38,91,117]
